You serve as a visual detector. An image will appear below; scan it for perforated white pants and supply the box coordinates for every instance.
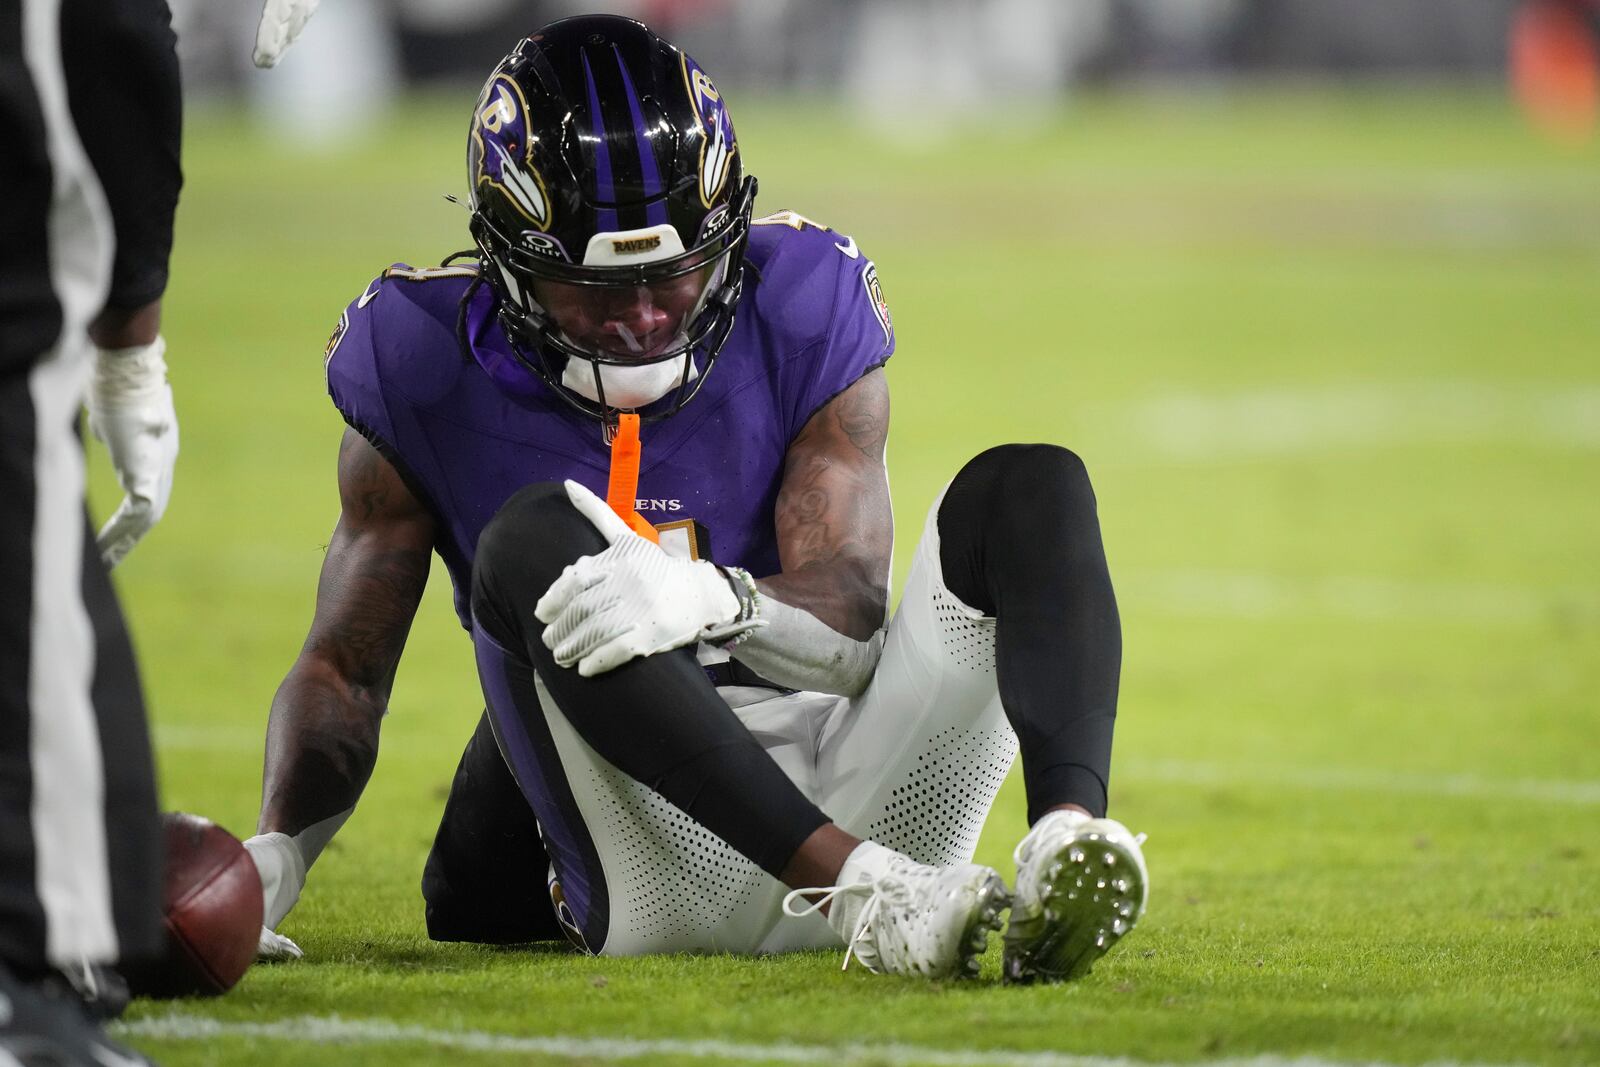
[536,489,1019,956]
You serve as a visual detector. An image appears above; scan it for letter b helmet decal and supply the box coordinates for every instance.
[471,74,552,229]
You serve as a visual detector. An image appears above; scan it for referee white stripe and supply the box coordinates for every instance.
[115,1013,1527,1067]
[27,351,119,965]
[22,0,120,964]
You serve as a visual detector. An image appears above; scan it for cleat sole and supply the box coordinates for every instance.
[1003,832,1145,985]
[952,872,1010,980]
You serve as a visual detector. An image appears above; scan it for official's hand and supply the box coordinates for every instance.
[536,480,761,677]
[244,832,308,960]
[254,0,320,68]
[87,337,178,568]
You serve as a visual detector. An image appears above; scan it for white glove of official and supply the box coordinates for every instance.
[87,337,178,569]
[253,0,320,68]
[243,832,307,960]
[536,480,763,677]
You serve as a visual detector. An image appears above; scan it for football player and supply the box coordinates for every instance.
[245,14,1147,982]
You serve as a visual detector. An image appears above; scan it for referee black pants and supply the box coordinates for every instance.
[0,364,162,974]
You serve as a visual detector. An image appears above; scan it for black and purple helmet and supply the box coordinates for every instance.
[466,15,757,425]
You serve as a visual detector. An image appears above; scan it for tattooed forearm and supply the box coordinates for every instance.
[305,539,429,688]
[260,669,381,836]
[260,428,435,836]
[775,453,838,569]
[764,370,892,639]
[835,370,889,459]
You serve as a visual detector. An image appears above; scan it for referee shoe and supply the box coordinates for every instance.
[0,963,155,1067]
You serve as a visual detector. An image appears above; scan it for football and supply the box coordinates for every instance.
[126,812,263,998]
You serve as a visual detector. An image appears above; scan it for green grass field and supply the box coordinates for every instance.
[92,86,1600,1066]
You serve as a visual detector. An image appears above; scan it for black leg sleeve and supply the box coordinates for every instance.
[938,445,1121,822]
[470,482,829,879]
[422,711,562,944]
[0,378,159,970]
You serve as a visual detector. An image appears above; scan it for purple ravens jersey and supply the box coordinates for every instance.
[323,213,895,627]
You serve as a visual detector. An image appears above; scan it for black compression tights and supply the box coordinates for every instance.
[469,482,829,878]
[937,444,1122,822]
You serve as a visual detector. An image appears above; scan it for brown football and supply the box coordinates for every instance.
[127,812,263,998]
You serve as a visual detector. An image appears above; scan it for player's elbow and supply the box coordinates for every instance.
[834,639,883,698]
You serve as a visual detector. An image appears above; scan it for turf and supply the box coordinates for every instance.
[91,86,1599,1066]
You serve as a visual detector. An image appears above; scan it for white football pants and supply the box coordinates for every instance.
[536,488,1018,955]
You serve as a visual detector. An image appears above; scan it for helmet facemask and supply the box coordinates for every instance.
[470,177,753,426]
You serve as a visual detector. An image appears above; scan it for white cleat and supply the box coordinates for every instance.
[784,844,1010,979]
[1003,810,1148,984]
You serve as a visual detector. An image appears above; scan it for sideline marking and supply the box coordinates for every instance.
[114,1013,1530,1067]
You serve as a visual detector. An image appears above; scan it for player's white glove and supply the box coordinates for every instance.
[253,0,320,68]
[256,925,303,961]
[244,832,306,960]
[87,337,178,568]
[536,480,763,677]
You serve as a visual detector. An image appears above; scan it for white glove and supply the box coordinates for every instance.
[535,480,763,677]
[244,832,307,960]
[253,0,320,68]
[87,337,178,568]
[257,926,303,960]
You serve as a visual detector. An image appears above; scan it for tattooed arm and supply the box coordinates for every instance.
[729,369,891,695]
[762,368,892,637]
[256,429,435,848]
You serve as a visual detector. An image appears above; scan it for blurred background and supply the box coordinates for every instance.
[99,5,1597,1039]
[178,0,1600,143]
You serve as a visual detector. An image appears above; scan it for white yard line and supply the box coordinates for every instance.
[114,1013,1526,1067]
[1123,759,1600,807]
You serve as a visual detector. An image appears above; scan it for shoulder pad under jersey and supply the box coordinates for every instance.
[744,211,895,439]
[746,211,893,354]
[323,262,482,445]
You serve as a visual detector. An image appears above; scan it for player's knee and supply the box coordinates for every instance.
[480,482,585,562]
[473,482,608,632]
[947,443,1094,533]
[477,482,602,584]
[940,444,1100,613]
[982,442,1089,495]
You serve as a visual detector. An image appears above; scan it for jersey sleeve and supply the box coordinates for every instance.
[779,245,895,440]
[323,272,401,453]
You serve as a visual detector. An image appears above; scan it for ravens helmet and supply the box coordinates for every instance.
[466,15,756,426]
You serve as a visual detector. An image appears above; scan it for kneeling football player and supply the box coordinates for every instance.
[244,14,1146,982]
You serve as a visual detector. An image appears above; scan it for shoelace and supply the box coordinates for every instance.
[782,875,917,972]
